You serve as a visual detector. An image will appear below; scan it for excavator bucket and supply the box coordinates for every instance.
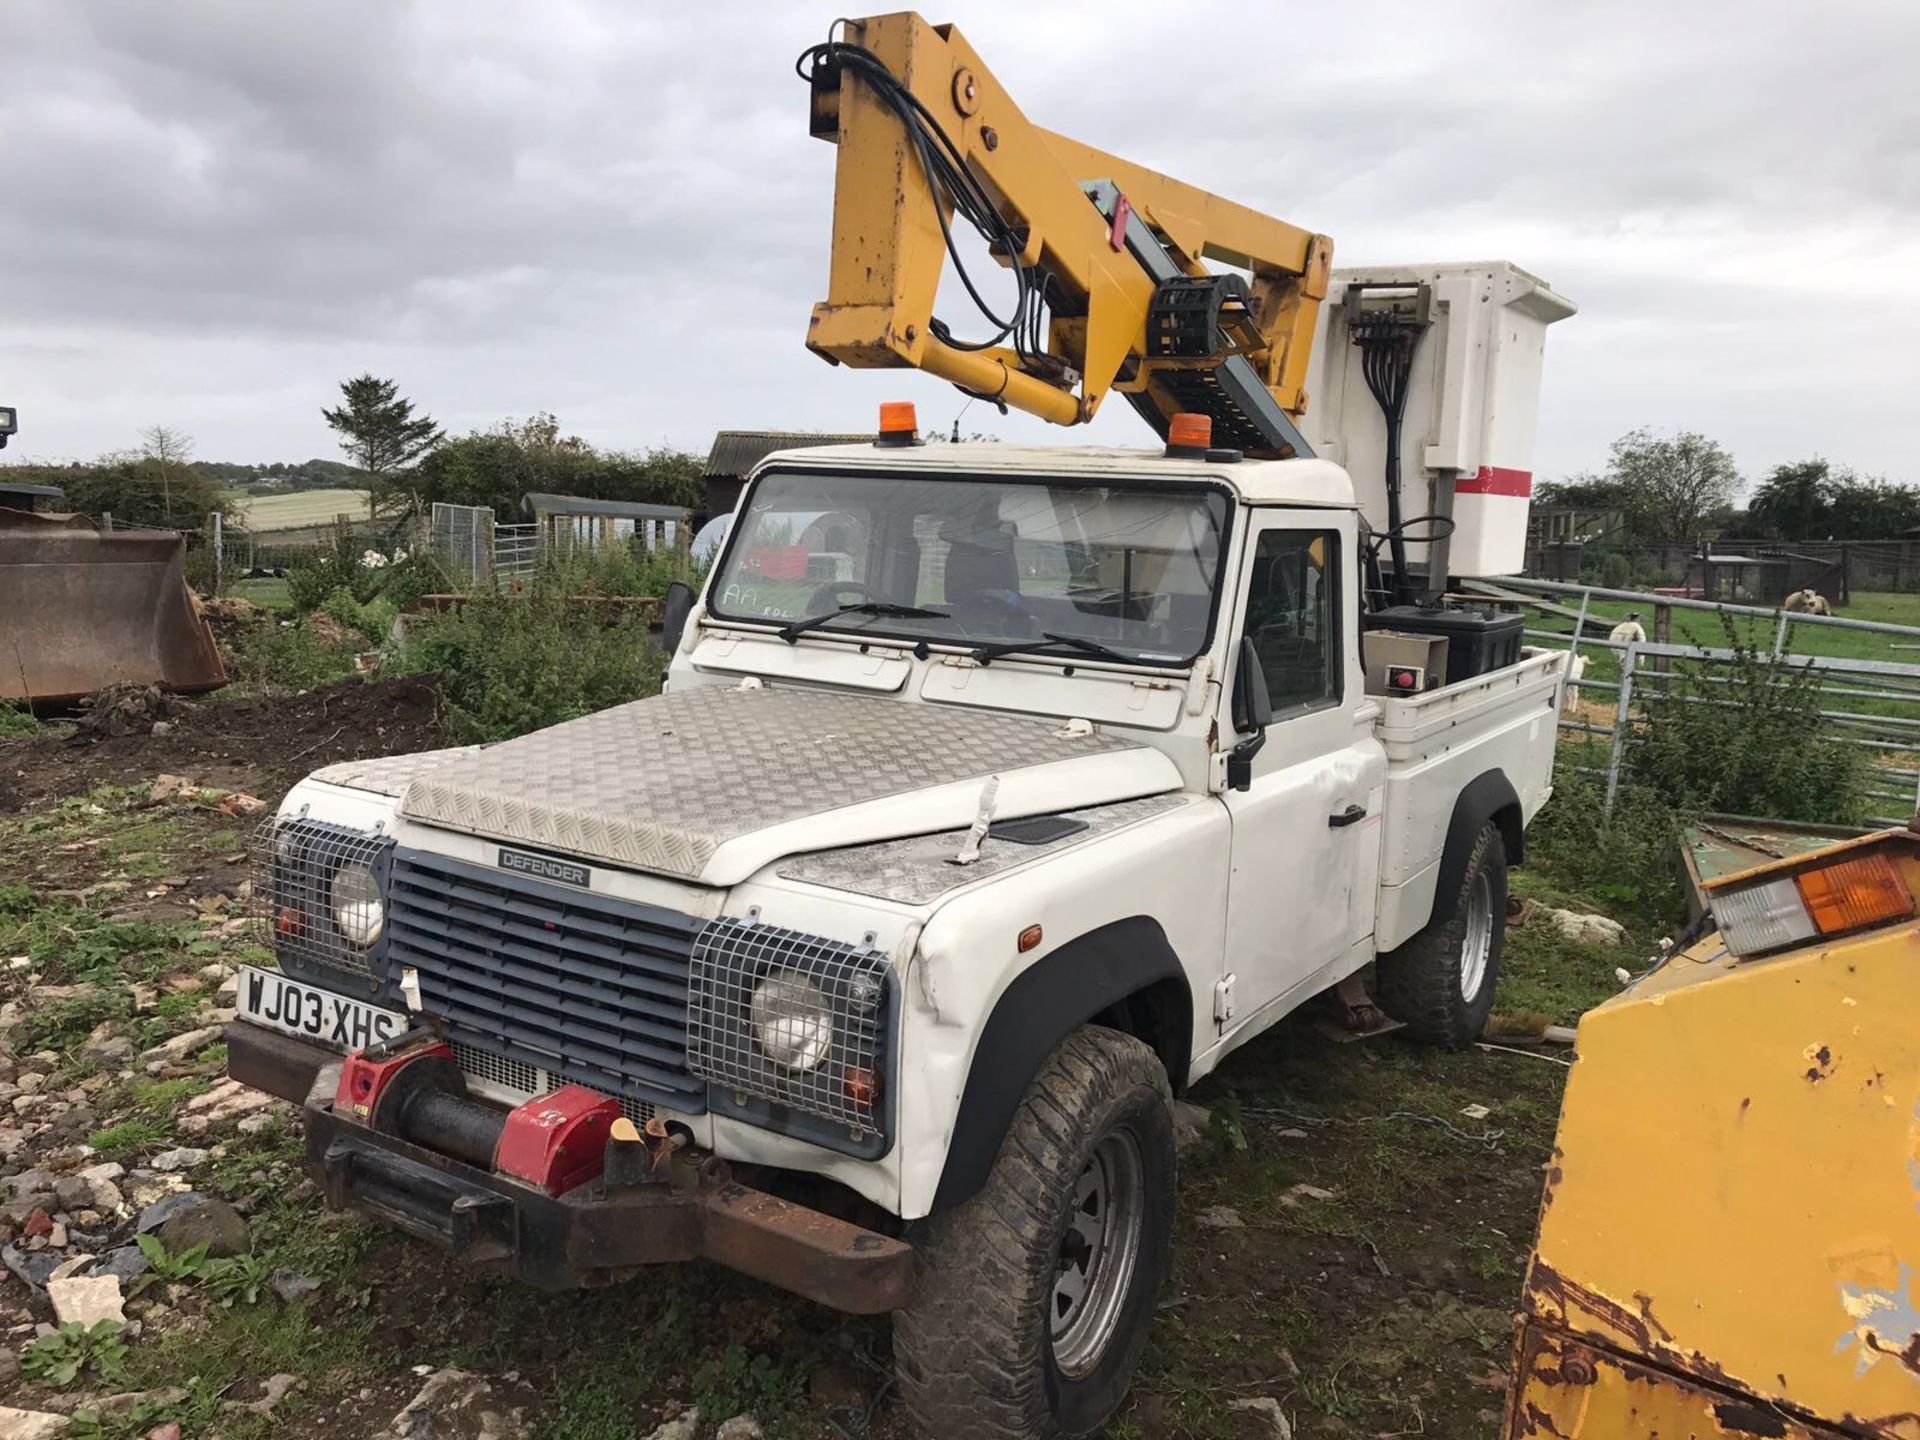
[0,510,226,706]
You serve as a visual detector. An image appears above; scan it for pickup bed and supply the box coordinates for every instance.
[226,438,1562,1440]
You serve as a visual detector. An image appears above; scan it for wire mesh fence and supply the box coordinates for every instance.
[1484,575,1920,826]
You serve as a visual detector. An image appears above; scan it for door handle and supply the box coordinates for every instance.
[1328,804,1366,828]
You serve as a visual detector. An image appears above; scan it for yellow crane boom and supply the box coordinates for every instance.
[801,12,1333,457]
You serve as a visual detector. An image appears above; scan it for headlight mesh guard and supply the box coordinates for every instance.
[687,918,890,1138]
[249,813,393,981]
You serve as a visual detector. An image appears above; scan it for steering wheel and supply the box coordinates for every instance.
[806,579,874,612]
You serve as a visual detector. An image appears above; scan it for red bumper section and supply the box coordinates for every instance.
[228,1021,912,1313]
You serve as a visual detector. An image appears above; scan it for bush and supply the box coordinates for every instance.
[229,618,363,690]
[285,533,445,614]
[1626,623,1871,824]
[1529,771,1684,922]
[398,579,664,742]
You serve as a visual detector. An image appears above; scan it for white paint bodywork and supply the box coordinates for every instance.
[271,443,1562,1222]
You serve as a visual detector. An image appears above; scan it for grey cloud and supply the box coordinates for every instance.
[2,0,1915,483]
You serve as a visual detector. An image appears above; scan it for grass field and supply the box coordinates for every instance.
[1518,588,1920,686]
[227,487,372,532]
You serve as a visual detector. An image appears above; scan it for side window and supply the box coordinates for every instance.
[1243,529,1341,713]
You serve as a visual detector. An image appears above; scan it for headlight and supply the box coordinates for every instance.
[331,862,385,947]
[750,969,833,1071]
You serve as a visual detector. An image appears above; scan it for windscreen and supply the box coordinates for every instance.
[709,470,1231,665]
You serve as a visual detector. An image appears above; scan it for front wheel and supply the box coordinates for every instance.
[895,1026,1176,1439]
[1375,820,1508,1047]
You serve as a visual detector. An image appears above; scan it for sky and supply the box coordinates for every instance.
[4,0,1917,491]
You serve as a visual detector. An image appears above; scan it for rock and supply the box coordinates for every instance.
[271,1267,319,1304]
[0,1350,17,1387]
[147,775,199,803]
[146,1424,181,1440]
[175,1080,275,1135]
[21,1210,51,1240]
[0,1406,70,1440]
[149,1148,209,1175]
[1538,906,1628,947]
[1171,1099,1212,1154]
[640,1410,699,1440]
[45,1223,66,1249]
[140,1193,249,1259]
[1196,1204,1245,1230]
[121,1173,188,1210]
[1229,1396,1295,1438]
[235,1113,275,1136]
[139,1027,223,1066]
[88,1389,185,1420]
[714,1418,763,1440]
[6,1172,55,1202]
[1,1243,61,1292]
[48,1274,123,1327]
[93,1245,150,1287]
[1279,1184,1338,1207]
[237,1374,301,1416]
[374,1369,530,1440]
[52,1177,92,1214]
[14,1075,45,1098]
[129,986,159,1014]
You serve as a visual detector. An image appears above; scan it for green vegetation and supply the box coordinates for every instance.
[22,1321,131,1389]
[400,571,668,742]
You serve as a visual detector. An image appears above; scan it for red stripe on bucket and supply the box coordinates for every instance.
[1454,466,1532,498]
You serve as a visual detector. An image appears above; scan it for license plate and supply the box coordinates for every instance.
[237,966,408,1052]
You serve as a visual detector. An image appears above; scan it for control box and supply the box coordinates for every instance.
[1303,262,1575,579]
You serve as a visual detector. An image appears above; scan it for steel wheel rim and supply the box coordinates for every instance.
[1460,867,1494,1001]
[1050,1128,1145,1378]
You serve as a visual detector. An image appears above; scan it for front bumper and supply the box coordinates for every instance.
[228,1022,913,1314]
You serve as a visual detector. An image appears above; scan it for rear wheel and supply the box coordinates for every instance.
[1376,821,1507,1047]
[895,1026,1175,1439]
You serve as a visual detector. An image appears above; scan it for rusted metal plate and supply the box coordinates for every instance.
[0,519,226,704]
[1520,915,1920,1434]
[697,1179,912,1315]
[1507,1323,1851,1438]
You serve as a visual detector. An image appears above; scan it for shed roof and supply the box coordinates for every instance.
[520,493,687,521]
[705,431,871,480]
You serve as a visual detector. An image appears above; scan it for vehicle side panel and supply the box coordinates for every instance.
[896,799,1229,1220]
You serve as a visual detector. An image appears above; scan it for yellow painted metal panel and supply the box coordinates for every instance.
[1523,910,1920,1435]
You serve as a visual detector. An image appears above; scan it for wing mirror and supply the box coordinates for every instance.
[661,580,697,656]
[1228,636,1273,792]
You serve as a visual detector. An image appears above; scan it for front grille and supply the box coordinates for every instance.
[451,1040,656,1126]
[385,850,706,1112]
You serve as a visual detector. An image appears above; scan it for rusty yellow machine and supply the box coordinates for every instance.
[1507,828,1920,1438]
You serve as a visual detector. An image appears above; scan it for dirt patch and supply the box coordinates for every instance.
[0,676,444,814]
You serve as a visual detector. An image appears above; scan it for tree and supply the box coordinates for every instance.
[1595,428,1741,542]
[1745,459,1831,540]
[321,375,443,513]
[55,456,221,533]
[410,415,702,520]
[137,424,195,523]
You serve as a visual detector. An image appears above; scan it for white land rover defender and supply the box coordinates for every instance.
[229,269,1570,1438]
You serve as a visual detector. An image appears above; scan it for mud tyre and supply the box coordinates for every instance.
[1376,820,1507,1048]
[894,1026,1176,1440]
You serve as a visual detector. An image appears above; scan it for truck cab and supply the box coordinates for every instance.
[228,415,1562,1438]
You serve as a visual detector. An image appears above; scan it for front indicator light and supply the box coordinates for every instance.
[1715,849,1913,957]
[1796,853,1911,934]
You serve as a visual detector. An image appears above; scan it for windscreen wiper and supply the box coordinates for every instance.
[969,631,1154,666]
[777,601,950,644]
